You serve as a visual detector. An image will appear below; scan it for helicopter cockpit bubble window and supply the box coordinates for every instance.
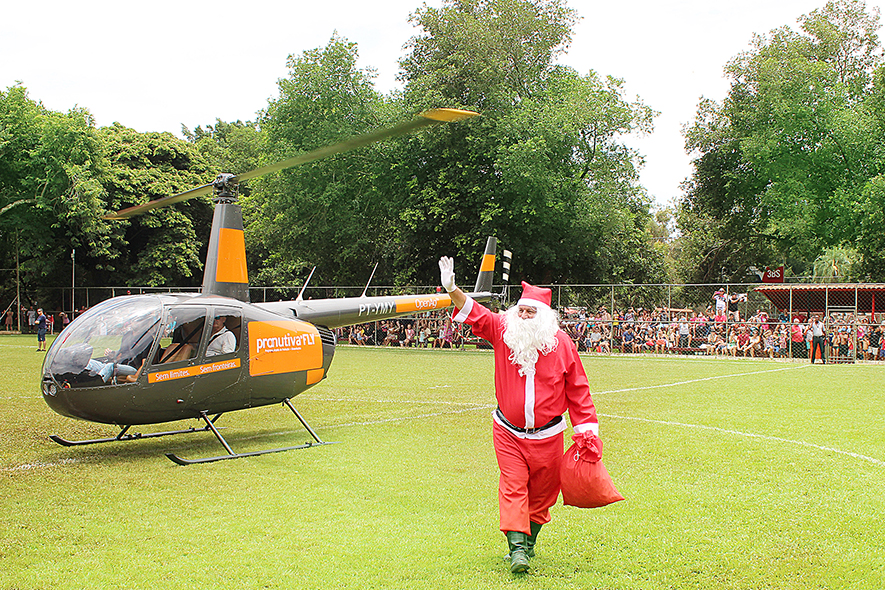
[155,307,208,364]
[44,296,163,388]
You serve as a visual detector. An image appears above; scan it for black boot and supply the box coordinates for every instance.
[505,531,530,573]
[526,522,543,558]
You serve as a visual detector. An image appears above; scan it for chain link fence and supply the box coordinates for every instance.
[548,283,884,364]
[6,283,883,363]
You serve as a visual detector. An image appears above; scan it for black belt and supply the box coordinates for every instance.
[495,408,563,435]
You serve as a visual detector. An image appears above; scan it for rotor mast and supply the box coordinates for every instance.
[202,174,249,302]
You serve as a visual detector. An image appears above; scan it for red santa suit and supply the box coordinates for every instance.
[452,289,598,534]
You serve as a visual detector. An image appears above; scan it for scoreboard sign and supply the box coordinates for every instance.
[762,266,785,283]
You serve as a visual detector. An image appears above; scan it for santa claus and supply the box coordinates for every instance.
[439,256,599,574]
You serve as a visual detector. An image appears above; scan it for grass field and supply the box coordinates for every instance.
[1,333,883,589]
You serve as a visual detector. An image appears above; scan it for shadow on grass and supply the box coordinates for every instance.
[31,420,338,468]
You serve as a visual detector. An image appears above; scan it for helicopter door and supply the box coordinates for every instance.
[192,308,245,406]
[142,305,209,408]
[153,307,207,366]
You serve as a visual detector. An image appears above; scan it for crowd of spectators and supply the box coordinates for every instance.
[335,299,885,362]
[560,304,884,362]
[14,296,878,363]
[339,310,473,350]
[3,305,74,334]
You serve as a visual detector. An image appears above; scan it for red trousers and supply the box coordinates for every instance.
[493,421,564,534]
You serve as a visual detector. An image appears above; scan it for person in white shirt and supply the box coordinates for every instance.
[206,316,236,356]
[810,315,826,364]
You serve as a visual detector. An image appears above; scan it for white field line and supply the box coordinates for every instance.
[304,365,804,407]
[301,362,883,467]
[601,413,885,467]
[9,365,881,470]
[591,364,808,396]
[1,457,81,472]
[307,397,490,406]
[247,398,885,467]
[242,403,497,441]
[0,345,48,349]
[594,364,882,466]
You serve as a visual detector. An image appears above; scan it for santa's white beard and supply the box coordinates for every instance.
[502,305,560,376]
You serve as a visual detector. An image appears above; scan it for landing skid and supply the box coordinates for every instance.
[165,399,335,465]
[49,418,223,447]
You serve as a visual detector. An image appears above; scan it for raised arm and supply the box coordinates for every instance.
[439,256,468,310]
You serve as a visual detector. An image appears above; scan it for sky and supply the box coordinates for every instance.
[2,0,881,208]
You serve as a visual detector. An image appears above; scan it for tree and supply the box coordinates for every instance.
[97,124,214,286]
[812,245,860,280]
[183,119,262,186]
[244,34,396,286]
[0,85,107,307]
[0,85,230,308]
[399,0,578,111]
[393,0,664,284]
[678,0,885,281]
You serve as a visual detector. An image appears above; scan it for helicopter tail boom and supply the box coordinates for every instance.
[255,237,499,329]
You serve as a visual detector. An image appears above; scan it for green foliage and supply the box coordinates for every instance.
[678,0,885,282]
[400,0,578,111]
[392,0,664,284]
[3,0,671,295]
[0,86,216,307]
[0,85,107,305]
[247,14,665,288]
[855,173,885,276]
[97,124,214,286]
[812,245,860,280]
[245,34,395,286]
[184,119,262,190]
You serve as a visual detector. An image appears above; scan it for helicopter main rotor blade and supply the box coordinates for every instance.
[104,182,215,220]
[103,108,478,221]
[235,108,477,182]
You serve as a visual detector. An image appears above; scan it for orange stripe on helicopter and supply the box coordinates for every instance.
[395,294,452,314]
[148,358,241,384]
[306,369,325,385]
[479,254,495,272]
[215,227,249,284]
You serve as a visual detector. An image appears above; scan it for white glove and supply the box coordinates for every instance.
[438,256,456,292]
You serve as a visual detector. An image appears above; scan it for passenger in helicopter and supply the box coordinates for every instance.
[86,317,158,383]
[206,316,237,356]
[86,358,139,383]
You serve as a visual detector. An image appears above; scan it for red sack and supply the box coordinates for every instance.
[560,432,624,508]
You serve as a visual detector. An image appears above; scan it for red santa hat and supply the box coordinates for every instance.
[517,281,552,312]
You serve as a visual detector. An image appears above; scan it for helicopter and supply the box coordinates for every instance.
[40,108,499,465]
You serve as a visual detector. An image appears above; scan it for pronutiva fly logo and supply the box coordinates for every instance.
[249,320,324,378]
[255,331,317,354]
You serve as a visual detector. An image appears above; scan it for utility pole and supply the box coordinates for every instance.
[1,200,35,333]
[71,248,75,318]
[16,230,21,333]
